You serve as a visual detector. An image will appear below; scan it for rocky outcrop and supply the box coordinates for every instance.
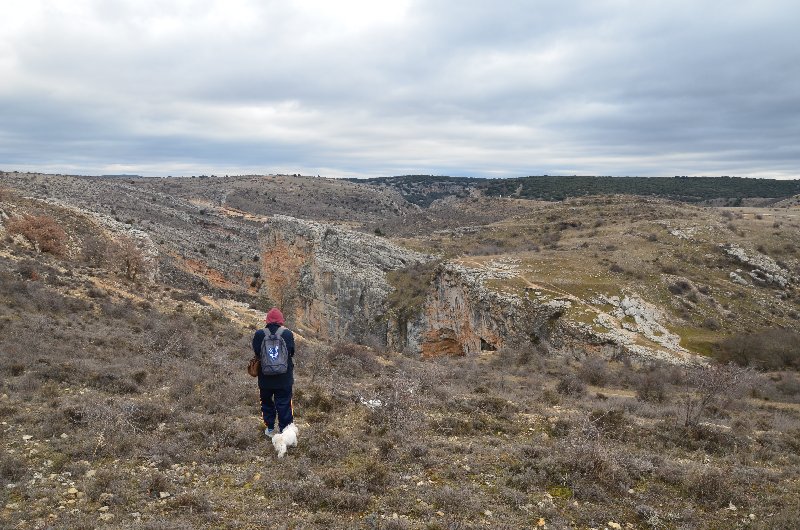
[259,215,428,342]
[585,294,699,364]
[389,263,570,357]
[723,244,795,289]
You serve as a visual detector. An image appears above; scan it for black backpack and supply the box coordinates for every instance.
[260,326,289,375]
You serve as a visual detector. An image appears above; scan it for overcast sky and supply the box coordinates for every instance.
[1,0,799,179]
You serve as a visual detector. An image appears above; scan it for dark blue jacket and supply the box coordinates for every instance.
[252,324,295,389]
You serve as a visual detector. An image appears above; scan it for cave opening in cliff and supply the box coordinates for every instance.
[480,338,496,351]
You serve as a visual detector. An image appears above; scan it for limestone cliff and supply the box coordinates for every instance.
[259,215,428,342]
[260,216,700,364]
[388,263,570,357]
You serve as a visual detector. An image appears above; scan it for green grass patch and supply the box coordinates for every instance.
[547,485,573,500]
[670,326,719,356]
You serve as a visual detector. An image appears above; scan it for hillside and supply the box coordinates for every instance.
[1,172,800,529]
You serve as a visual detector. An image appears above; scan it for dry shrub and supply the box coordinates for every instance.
[636,371,669,403]
[322,455,390,494]
[168,491,212,513]
[668,280,692,296]
[686,466,732,507]
[680,363,755,428]
[142,471,172,498]
[461,394,518,416]
[431,414,486,436]
[289,476,371,513]
[294,384,338,425]
[111,235,148,281]
[81,232,113,267]
[431,485,479,515]
[556,373,587,396]
[532,415,632,500]
[717,329,800,370]
[365,373,422,432]
[589,409,628,438]
[578,357,609,386]
[776,376,800,397]
[0,453,27,483]
[672,423,742,454]
[755,505,800,529]
[6,214,67,255]
[327,342,381,376]
[381,519,412,530]
[85,468,131,503]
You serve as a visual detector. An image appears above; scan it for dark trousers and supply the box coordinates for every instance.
[259,386,293,431]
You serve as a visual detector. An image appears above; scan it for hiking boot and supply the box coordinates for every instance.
[265,427,275,438]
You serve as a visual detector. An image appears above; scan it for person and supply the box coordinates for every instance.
[252,307,295,437]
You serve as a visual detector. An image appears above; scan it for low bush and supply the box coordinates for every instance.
[636,371,669,403]
[327,342,381,376]
[556,374,587,396]
[680,363,754,428]
[716,329,800,369]
[668,280,692,296]
[0,453,27,484]
[578,357,609,386]
[6,214,68,255]
[686,466,732,507]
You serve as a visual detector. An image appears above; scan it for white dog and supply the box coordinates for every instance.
[271,423,298,458]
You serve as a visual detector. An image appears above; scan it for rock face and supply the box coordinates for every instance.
[260,216,700,364]
[260,217,569,356]
[389,263,569,357]
[259,215,428,342]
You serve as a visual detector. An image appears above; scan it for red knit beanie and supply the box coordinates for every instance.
[265,307,284,325]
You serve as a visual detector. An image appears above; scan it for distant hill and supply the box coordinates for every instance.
[354,174,800,205]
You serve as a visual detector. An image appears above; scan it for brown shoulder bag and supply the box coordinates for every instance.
[247,357,260,377]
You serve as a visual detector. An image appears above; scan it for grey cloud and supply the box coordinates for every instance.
[1,0,799,178]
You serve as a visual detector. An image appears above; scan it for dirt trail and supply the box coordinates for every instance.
[216,205,270,222]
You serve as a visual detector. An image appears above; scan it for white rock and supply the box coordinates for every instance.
[724,244,793,287]
[158,491,170,499]
[729,272,749,285]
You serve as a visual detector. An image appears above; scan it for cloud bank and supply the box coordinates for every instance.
[1,0,799,178]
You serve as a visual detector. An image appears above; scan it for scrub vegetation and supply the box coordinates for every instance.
[1,172,799,528]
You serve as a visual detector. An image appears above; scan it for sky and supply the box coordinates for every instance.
[1,0,799,179]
